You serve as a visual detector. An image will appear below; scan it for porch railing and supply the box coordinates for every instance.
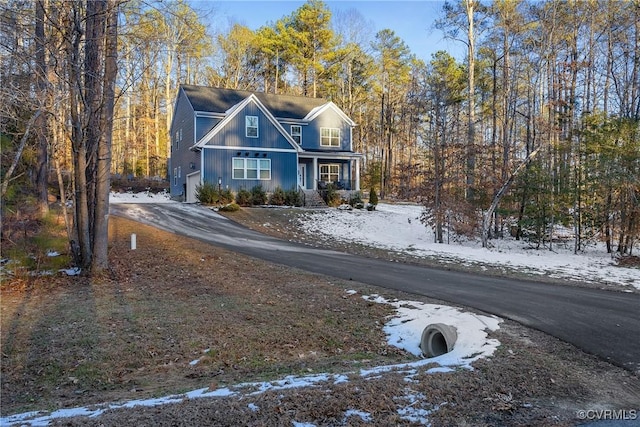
[316,179,358,191]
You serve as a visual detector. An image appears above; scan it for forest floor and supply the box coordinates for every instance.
[1,208,639,426]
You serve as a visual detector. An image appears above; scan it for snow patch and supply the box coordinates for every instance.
[1,296,499,426]
[299,203,639,290]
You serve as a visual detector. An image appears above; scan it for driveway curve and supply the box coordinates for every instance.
[110,203,640,374]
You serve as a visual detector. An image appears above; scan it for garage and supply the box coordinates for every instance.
[186,171,200,203]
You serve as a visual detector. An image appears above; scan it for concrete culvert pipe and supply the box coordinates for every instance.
[420,323,458,358]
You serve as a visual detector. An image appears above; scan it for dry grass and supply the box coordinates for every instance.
[2,210,639,426]
[1,216,402,415]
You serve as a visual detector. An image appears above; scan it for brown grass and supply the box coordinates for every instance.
[2,210,639,426]
[1,216,402,416]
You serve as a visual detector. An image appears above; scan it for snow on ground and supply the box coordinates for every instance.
[299,203,640,291]
[365,295,501,372]
[6,194,632,424]
[0,292,501,426]
[109,190,174,204]
[5,192,616,425]
[110,192,640,289]
[109,192,638,289]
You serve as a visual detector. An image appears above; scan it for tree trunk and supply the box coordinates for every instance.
[92,0,118,274]
[165,49,174,159]
[84,0,106,255]
[35,0,49,216]
[482,147,542,248]
[465,0,476,201]
[0,111,42,198]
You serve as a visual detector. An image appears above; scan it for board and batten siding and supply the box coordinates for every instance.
[195,116,221,142]
[301,107,352,151]
[203,103,295,151]
[169,88,199,197]
[202,148,298,193]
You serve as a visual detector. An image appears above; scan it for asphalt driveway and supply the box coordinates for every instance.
[110,203,640,374]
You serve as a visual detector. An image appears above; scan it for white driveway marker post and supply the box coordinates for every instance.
[131,233,137,250]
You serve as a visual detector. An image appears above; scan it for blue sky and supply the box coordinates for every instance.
[193,1,466,62]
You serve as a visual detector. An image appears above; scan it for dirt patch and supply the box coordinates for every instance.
[618,255,640,268]
[2,213,639,426]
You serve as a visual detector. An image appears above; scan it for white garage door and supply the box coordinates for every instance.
[186,171,200,203]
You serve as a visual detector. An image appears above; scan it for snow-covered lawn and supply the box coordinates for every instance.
[298,203,639,291]
[110,192,638,291]
[110,189,174,204]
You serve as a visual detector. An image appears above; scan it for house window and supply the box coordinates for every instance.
[246,159,259,179]
[259,159,271,179]
[178,166,181,178]
[320,127,340,147]
[175,131,179,149]
[291,125,302,144]
[320,164,340,183]
[233,158,244,179]
[173,167,177,185]
[232,157,271,180]
[246,116,258,138]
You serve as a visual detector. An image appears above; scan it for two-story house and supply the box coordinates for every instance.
[169,85,361,203]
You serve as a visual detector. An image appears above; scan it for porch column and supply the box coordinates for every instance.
[312,157,318,190]
[355,158,360,191]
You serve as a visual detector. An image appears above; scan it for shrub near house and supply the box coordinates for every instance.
[195,182,233,205]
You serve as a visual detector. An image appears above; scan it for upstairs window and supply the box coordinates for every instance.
[320,127,340,147]
[291,125,302,145]
[174,128,182,149]
[246,116,258,138]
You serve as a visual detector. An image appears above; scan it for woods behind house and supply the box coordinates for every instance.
[1,0,638,273]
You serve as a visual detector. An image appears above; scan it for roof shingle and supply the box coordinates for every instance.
[181,85,327,119]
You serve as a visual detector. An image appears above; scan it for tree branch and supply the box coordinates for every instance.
[1,110,43,198]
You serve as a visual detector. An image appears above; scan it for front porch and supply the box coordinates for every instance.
[297,152,361,191]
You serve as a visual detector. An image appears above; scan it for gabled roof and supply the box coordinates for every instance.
[181,85,328,120]
[305,102,355,127]
[194,93,301,151]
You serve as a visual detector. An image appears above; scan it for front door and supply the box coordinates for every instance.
[298,164,306,189]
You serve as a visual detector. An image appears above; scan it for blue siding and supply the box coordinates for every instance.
[169,88,199,197]
[202,148,298,193]
[171,87,359,200]
[203,102,295,150]
[302,108,352,151]
[196,116,221,142]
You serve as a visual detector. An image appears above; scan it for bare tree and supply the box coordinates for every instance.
[34,0,49,215]
[55,0,119,272]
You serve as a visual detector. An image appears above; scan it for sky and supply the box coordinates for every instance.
[194,0,466,62]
